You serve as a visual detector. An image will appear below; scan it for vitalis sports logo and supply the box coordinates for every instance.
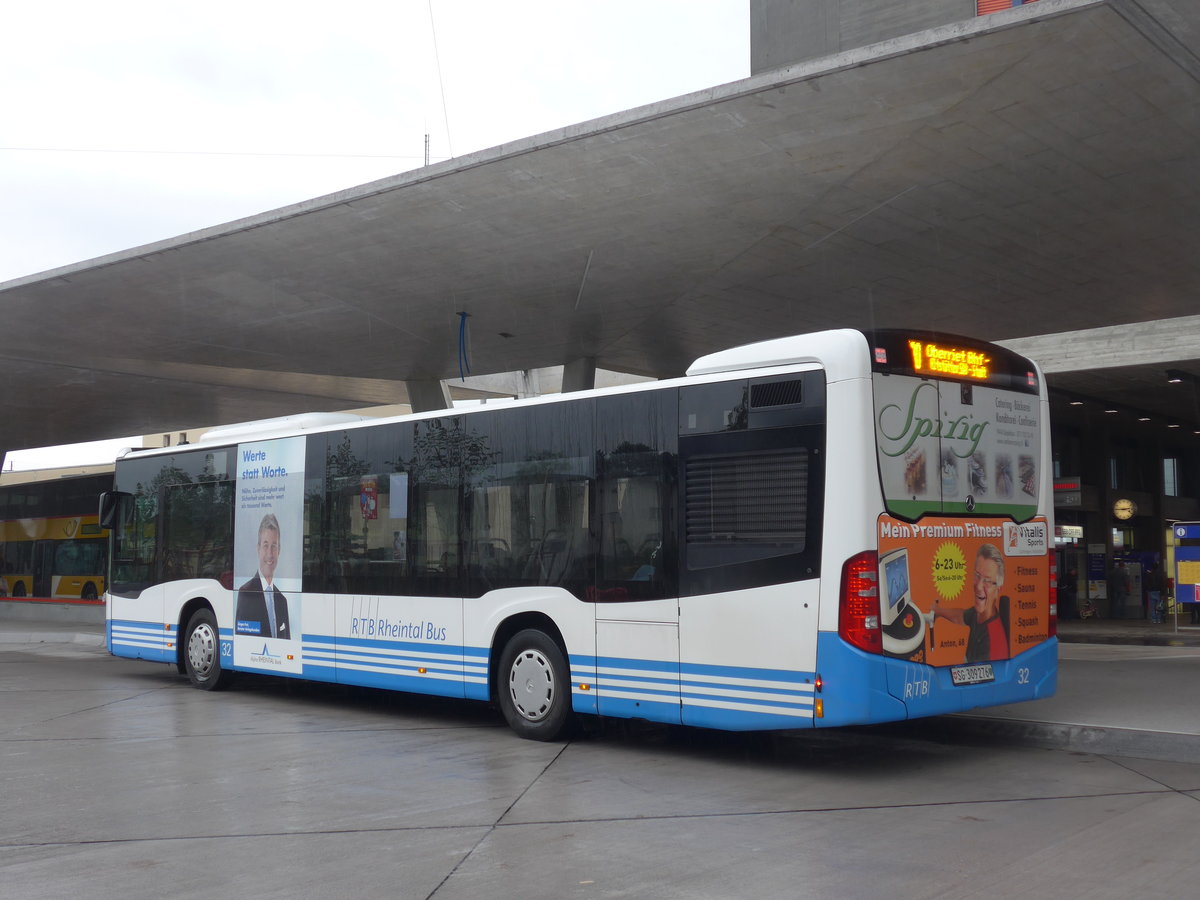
[1003,521,1048,557]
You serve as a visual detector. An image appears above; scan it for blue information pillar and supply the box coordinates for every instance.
[1172,523,1200,606]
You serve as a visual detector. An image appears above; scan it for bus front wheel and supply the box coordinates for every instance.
[498,629,572,741]
[183,608,233,691]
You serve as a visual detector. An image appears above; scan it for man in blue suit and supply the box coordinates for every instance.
[235,513,291,640]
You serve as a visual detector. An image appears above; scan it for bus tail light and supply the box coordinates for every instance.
[840,551,882,654]
[1048,551,1058,637]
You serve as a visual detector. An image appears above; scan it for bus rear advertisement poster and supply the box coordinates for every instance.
[877,514,1051,667]
[873,373,1041,522]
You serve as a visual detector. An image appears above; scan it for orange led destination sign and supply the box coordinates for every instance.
[907,339,991,381]
[869,329,1038,394]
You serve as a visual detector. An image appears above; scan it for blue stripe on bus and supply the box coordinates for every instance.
[333,634,468,656]
[577,654,816,684]
[305,634,488,664]
[329,666,471,698]
[295,634,492,699]
[682,705,816,731]
[593,670,681,689]
[681,677,813,700]
[303,663,338,682]
[109,618,175,663]
[585,695,680,725]
[679,686,813,711]
[568,654,817,728]
[681,660,815,684]
[308,647,469,674]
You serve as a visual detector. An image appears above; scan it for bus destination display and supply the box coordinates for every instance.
[868,329,1039,394]
[906,340,990,381]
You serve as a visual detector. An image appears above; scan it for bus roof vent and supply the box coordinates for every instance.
[750,379,803,409]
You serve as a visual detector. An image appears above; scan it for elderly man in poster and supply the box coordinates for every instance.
[235,513,292,640]
[931,543,1011,663]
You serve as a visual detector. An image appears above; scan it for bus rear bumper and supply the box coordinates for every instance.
[814,632,1058,728]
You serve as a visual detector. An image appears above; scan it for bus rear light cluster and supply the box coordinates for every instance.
[840,551,882,654]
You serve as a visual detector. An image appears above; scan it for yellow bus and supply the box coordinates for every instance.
[0,474,110,602]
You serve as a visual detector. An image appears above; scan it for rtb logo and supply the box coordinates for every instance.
[903,677,930,700]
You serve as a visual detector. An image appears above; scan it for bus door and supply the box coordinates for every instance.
[592,591,679,725]
[32,540,55,597]
[592,395,681,725]
[592,483,680,724]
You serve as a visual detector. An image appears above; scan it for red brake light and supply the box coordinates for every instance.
[840,551,882,654]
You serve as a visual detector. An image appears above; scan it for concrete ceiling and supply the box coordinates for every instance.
[2,0,1199,452]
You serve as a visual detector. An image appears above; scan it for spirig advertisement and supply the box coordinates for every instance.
[874,373,1041,521]
[876,513,1051,667]
[233,436,305,675]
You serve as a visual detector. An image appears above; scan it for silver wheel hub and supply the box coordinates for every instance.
[508,649,555,721]
[188,622,216,677]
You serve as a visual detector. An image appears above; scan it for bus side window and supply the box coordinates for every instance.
[106,490,156,596]
[598,474,666,599]
[160,481,234,582]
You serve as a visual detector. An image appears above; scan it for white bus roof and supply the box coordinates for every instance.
[687,329,869,380]
[197,413,375,445]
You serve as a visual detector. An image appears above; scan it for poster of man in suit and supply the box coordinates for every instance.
[233,436,304,674]
[236,513,291,639]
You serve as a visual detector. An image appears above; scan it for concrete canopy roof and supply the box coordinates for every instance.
[3,0,1199,452]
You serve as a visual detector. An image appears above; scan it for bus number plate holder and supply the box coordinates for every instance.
[950,663,994,686]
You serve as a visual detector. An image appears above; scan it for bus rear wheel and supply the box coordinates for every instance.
[183,608,233,691]
[498,629,572,741]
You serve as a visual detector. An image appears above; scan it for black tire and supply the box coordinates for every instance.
[497,629,572,741]
[183,608,233,691]
[82,582,98,600]
[13,581,27,597]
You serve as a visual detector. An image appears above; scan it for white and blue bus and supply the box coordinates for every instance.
[101,329,1056,740]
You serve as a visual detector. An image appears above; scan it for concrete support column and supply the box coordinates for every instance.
[520,368,542,399]
[405,379,453,413]
[562,357,597,393]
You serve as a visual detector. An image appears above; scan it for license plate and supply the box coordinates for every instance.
[950,663,995,686]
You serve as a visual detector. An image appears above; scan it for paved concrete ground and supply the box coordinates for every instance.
[3,610,1198,763]
[2,635,1199,900]
[1058,615,1200,648]
[941,616,1200,763]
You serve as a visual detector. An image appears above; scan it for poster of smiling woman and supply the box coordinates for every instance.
[233,436,305,674]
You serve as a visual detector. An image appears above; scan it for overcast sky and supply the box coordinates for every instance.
[2,1,748,469]
[1,1,748,285]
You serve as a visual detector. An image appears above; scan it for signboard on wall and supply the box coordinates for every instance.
[1173,522,1200,606]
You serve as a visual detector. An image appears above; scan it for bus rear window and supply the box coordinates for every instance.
[873,373,1042,522]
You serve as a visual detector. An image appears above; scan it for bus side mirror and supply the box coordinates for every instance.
[99,491,130,530]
